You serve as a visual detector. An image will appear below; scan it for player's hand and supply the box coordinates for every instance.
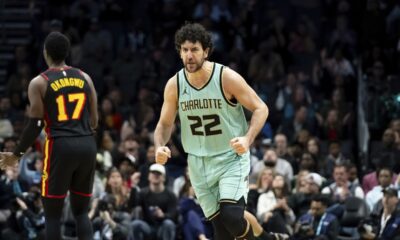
[155,146,171,165]
[230,137,249,155]
[0,152,20,170]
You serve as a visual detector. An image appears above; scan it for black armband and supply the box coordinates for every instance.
[13,118,44,157]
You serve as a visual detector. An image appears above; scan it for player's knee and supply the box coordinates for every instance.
[219,197,247,236]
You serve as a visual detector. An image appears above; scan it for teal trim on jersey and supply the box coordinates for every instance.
[177,62,248,157]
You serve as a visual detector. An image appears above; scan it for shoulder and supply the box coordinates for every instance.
[165,74,178,89]
[79,69,90,79]
[221,66,245,84]
[77,69,93,82]
[220,66,248,97]
[30,75,47,89]
[163,74,178,99]
[28,75,48,97]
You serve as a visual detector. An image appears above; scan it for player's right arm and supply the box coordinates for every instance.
[0,76,46,169]
[154,75,178,164]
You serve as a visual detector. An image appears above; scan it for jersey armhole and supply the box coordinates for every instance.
[219,66,237,107]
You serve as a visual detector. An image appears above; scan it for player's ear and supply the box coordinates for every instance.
[204,48,209,59]
[179,49,184,60]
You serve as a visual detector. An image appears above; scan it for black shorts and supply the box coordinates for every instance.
[41,135,96,199]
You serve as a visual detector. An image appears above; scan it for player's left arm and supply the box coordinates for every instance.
[81,71,98,130]
[223,67,269,145]
[0,76,45,169]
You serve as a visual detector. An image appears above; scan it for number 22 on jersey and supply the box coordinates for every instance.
[55,93,86,121]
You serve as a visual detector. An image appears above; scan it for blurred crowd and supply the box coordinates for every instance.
[1,0,400,239]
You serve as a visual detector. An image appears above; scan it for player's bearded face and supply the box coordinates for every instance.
[180,41,209,73]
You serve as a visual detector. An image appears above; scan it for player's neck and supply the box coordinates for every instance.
[48,62,67,69]
[186,61,213,86]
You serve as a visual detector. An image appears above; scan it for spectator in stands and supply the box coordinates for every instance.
[323,47,354,78]
[320,88,353,130]
[0,163,31,237]
[294,194,339,240]
[322,164,364,203]
[289,172,324,218]
[275,72,298,120]
[257,174,294,235]
[279,105,318,144]
[99,97,123,135]
[138,145,156,188]
[172,167,189,198]
[298,152,318,173]
[248,168,275,215]
[252,148,293,183]
[321,141,349,180]
[367,188,400,239]
[111,47,145,104]
[371,128,400,173]
[248,39,285,100]
[1,185,45,239]
[366,167,395,211]
[131,163,177,240]
[306,137,324,167]
[79,17,112,84]
[18,152,43,187]
[178,180,211,240]
[89,167,132,240]
[117,158,136,187]
[6,63,32,99]
[389,118,400,144]
[95,129,114,178]
[347,163,361,189]
[294,129,312,151]
[287,15,317,58]
[329,15,356,53]
[92,194,130,240]
[321,109,344,141]
[291,169,310,194]
[274,133,295,169]
[362,166,398,195]
[112,135,140,168]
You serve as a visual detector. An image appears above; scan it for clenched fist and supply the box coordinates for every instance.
[155,146,171,164]
[230,137,250,155]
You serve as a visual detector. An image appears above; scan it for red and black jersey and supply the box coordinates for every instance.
[41,66,93,138]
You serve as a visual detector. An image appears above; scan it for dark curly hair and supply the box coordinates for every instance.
[174,22,213,57]
[44,31,70,64]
